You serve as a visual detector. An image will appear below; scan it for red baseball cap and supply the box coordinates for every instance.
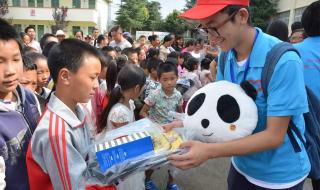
[179,0,249,20]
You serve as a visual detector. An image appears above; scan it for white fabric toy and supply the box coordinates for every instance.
[183,80,258,143]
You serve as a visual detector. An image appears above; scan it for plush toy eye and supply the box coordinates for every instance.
[217,95,240,123]
[187,93,206,116]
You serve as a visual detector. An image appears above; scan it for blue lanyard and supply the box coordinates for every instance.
[230,29,259,83]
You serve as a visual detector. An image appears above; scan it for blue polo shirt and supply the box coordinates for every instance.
[217,28,310,184]
[294,36,320,99]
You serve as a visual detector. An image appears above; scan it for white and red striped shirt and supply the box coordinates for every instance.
[26,93,116,190]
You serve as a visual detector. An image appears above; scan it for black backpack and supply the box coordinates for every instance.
[220,42,320,180]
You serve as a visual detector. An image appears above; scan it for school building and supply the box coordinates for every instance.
[4,0,113,40]
[277,0,318,31]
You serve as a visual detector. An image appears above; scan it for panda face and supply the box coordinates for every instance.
[183,81,258,143]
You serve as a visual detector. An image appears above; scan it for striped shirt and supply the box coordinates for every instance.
[26,93,115,190]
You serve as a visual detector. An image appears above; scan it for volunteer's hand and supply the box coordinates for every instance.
[162,120,183,132]
[168,140,213,170]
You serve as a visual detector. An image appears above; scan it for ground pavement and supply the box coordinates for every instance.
[153,157,313,190]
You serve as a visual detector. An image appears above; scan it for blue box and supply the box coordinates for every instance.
[95,132,154,173]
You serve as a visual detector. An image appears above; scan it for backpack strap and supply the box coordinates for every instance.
[261,42,304,153]
[219,51,229,78]
[261,42,300,97]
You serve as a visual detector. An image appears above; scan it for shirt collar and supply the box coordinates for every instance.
[248,27,270,68]
[160,87,178,99]
[48,93,87,128]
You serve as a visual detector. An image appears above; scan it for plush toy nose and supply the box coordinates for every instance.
[201,119,210,128]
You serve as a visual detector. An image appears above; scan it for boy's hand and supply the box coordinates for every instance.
[162,120,183,132]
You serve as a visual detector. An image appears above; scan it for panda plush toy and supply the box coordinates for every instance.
[183,80,258,143]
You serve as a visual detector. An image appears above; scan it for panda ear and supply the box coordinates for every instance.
[240,81,257,101]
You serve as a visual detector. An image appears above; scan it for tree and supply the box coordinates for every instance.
[143,1,162,31]
[0,0,9,18]
[115,0,149,33]
[161,10,189,35]
[251,0,278,31]
[51,6,69,34]
[185,0,196,9]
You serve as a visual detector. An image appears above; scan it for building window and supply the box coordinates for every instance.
[294,7,306,22]
[37,25,44,41]
[37,0,44,7]
[72,26,81,36]
[88,27,95,35]
[89,0,95,9]
[72,0,81,8]
[277,11,290,25]
[13,24,22,33]
[28,0,35,7]
[12,0,21,6]
[51,0,59,8]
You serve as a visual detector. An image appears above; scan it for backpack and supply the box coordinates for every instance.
[176,77,195,95]
[220,42,320,180]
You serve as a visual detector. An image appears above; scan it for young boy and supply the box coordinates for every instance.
[26,52,51,99]
[20,55,38,92]
[140,62,183,190]
[0,19,40,190]
[170,1,309,190]
[26,39,116,190]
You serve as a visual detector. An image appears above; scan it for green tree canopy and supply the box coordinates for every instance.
[185,0,196,9]
[143,1,162,31]
[115,0,149,33]
[250,0,278,31]
[161,10,190,35]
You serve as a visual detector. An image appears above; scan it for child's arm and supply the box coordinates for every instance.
[29,127,96,190]
[162,120,183,132]
[139,104,150,118]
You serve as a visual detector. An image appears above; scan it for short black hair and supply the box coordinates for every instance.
[185,39,195,47]
[48,39,102,83]
[42,41,58,57]
[97,34,106,44]
[40,33,56,50]
[26,52,47,64]
[301,1,320,37]
[0,18,23,54]
[74,30,83,37]
[24,25,36,33]
[184,57,199,71]
[22,55,37,71]
[122,47,137,57]
[201,58,211,70]
[163,34,174,43]
[147,58,163,73]
[157,61,178,78]
[266,20,289,42]
[110,25,123,33]
[146,48,159,59]
[101,46,115,56]
[148,35,159,42]
[291,21,303,32]
[167,51,181,59]
[222,5,251,25]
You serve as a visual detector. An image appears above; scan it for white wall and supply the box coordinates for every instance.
[96,0,109,33]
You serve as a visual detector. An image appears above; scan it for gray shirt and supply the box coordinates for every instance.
[109,39,132,50]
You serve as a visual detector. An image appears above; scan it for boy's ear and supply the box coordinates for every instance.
[59,68,71,85]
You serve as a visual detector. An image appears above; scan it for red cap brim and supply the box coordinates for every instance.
[179,4,227,20]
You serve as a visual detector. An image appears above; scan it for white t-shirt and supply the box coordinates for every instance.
[29,40,42,53]
[98,100,145,190]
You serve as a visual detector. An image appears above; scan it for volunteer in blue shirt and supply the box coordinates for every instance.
[294,2,320,189]
[168,0,310,189]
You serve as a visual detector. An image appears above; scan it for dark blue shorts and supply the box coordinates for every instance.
[227,164,305,190]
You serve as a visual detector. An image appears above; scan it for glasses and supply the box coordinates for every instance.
[196,11,238,39]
